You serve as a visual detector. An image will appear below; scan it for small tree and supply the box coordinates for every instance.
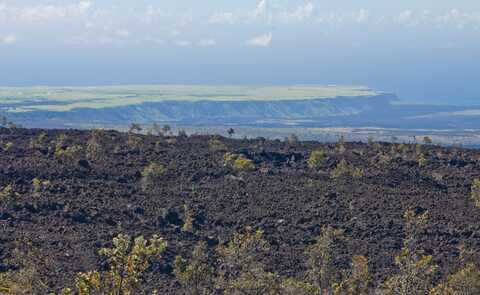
[61,234,167,295]
[305,226,345,295]
[333,255,371,295]
[430,263,480,295]
[86,129,105,161]
[382,210,436,295]
[182,204,194,233]
[216,228,279,295]
[174,242,215,295]
[227,128,235,138]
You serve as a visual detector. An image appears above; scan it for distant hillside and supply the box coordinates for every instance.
[0,85,480,132]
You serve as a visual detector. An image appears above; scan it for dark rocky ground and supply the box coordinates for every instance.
[0,128,480,293]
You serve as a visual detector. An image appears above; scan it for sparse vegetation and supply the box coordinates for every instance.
[0,129,480,294]
[29,132,48,149]
[141,163,166,190]
[174,242,214,295]
[209,137,227,151]
[60,234,167,295]
[333,255,371,295]
[86,129,106,161]
[0,185,18,202]
[417,153,428,167]
[305,226,345,294]
[331,159,364,179]
[32,178,51,195]
[182,204,194,232]
[307,150,326,170]
[471,179,480,208]
[382,210,436,295]
[55,144,83,158]
[224,152,256,173]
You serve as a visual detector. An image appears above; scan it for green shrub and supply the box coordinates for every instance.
[55,145,83,158]
[305,226,345,293]
[233,156,255,173]
[32,178,51,195]
[86,129,106,161]
[471,179,480,208]
[182,204,194,232]
[417,153,428,167]
[0,185,18,202]
[174,241,214,295]
[279,278,319,295]
[61,234,167,295]
[382,210,436,295]
[209,137,227,151]
[430,263,480,295]
[29,132,47,149]
[224,153,255,173]
[0,238,52,294]
[331,160,364,179]
[216,227,278,295]
[307,150,326,170]
[333,255,371,295]
[141,163,166,190]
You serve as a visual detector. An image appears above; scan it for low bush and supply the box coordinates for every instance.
[224,152,256,173]
[60,234,167,295]
[307,150,326,170]
[471,179,480,208]
[141,163,166,190]
[331,160,364,179]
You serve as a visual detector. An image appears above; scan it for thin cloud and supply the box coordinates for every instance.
[246,32,272,47]
[115,29,130,38]
[0,1,94,24]
[197,39,216,47]
[353,9,369,23]
[175,40,191,47]
[0,34,18,44]
[249,0,267,19]
[209,12,236,24]
[279,1,315,22]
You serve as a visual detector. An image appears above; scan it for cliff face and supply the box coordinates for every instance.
[5,92,480,130]
[5,93,397,128]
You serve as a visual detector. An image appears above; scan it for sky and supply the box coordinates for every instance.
[0,0,480,105]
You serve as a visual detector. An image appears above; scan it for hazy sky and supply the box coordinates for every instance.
[1,0,480,104]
